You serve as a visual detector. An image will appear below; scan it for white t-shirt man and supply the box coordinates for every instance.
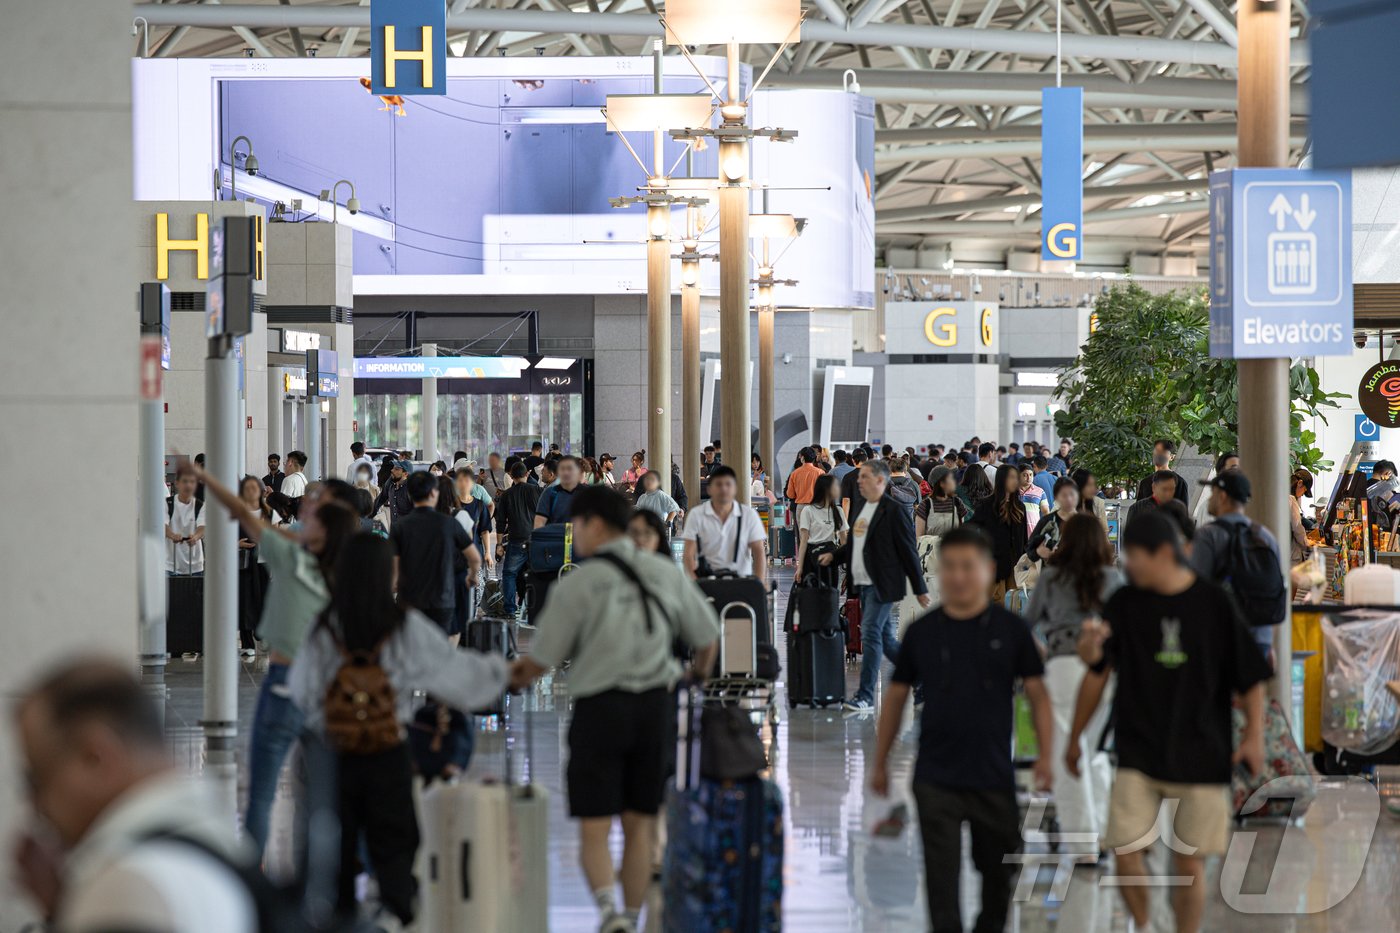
[849,500,878,586]
[345,454,374,484]
[679,500,766,576]
[281,470,307,499]
[166,497,207,573]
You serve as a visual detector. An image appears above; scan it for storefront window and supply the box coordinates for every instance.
[355,392,583,458]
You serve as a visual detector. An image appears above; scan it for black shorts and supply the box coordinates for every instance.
[567,687,672,818]
[419,604,458,638]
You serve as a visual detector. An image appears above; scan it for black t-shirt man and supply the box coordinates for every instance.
[1095,579,1271,784]
[390,505,471,615]
[840,463,863,517]
[893,605,1045,790]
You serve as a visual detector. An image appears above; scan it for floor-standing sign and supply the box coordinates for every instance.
[1041,87,1084,262]
[1209,168,1353,359]
[371,0,446,97]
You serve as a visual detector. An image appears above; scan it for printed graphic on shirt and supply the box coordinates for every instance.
[1154,617,1188,669]
[853,517,870,539]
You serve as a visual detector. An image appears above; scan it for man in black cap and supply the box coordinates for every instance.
[1190,469,1287,658]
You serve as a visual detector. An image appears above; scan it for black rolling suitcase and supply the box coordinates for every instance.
[465,616,516,716]
[167,543,204,656]
[787,631,846,708]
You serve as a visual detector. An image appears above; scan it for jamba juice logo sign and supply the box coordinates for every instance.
[1359,362,1400,429]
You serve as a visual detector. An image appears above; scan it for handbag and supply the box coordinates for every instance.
[1013,553,1040,590]
[700,705,768,781]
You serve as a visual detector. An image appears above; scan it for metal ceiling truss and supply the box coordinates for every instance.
[132,0,1312,260]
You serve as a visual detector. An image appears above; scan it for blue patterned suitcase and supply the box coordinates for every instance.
[663,777,784,932]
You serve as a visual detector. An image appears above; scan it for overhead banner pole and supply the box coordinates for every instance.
[1041,2,1083,263]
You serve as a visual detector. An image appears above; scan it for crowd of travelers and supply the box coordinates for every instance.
[14,432,1292,933]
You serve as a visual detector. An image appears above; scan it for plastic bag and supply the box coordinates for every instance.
[1321,613,1400,755]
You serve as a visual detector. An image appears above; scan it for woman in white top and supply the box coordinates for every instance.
[794,474,847,582]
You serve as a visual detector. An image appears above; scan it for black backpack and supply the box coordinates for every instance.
[1220,520,1287,628]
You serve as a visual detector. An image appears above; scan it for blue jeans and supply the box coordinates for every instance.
[856,586,901,704]
[244,662,305,856]
[501,540,528,615]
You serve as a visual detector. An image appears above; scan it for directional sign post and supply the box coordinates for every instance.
[1209,168,1353,359]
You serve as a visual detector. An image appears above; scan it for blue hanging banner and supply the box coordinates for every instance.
[371,0,447,97]
[1041,86,1084,262]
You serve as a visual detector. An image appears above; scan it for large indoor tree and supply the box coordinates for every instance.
[1053,282,1346,487]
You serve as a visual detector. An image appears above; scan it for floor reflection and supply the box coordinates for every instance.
[160,574,1400,932]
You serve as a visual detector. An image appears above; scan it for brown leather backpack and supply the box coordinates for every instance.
[323,638,401,755]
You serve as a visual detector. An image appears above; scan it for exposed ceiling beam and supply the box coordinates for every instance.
[874,131,1308,165]
[129,4,1310,67]
[877,178,1209,223]
[875,196,1209,235]
[1179,0,1239,48]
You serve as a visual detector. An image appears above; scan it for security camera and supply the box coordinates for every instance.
[347,197,361,215]
[1355,331,1369,349]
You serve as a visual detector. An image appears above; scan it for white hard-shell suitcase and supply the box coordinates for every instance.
[418,698,548,933]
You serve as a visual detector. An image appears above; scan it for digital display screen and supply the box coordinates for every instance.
[829,384,871,444]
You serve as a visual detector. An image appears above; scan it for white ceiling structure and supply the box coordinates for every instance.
[131,0,1312,267]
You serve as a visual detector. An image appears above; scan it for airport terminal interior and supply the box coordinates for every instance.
[8,1,1400,931]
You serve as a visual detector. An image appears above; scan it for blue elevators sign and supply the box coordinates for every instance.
[1209,168,1353,359]
[1041,87,1084,262]
[371,0,447,96]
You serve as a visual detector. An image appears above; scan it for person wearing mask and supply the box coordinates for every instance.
[510,486,721,933]
[622,451,649,494]
[915,465,967,538]
[290,534,508,929]
[1192,451,1240,528]
[350,458,380,501]
[635,469,682,528]
[481,451,511,500]
[869,527,1052,933]
[794,474,847,584]
[1134,439,1188,504]
[12,662,258,933]
[820,459,930,712]
[599,453,619,486]
[373,459,413,526]
[1073,467,1109,531]
[165,464,206,574]
[1026,477,1082,565]
[195,465,360,856]
[236,476,270,658]
[345,442,373,484]
[977,442,999,483]
[496,461,543,618]
[392,470,480,641]
[1127,470,1181,530]
[1071,511,1269,933]
[840,447,870,518]
[1190,470,1286,658]
[536,455,584,528]
[428,460,449,478]
[627,508,671,556]
[1290,468,1314,564]
[969,464,1029,603]
[1018,463,1051,533]
[830,449,855,485]
[263,453,285,495]
[1022,514,1124,855]
[679,465,767,585]
[885,456,922,519]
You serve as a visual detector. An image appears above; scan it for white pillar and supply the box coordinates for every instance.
[204,344,241,819]
[267,366,284,462]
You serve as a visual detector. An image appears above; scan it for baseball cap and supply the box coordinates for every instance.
[453,458,475,474]
[1198,469,1251,503]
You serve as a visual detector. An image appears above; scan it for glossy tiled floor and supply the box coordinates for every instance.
[164,576,1400,932]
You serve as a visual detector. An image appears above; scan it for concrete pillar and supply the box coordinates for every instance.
[647,213,673,479]
[1237,0,1295,713]
[422,343,438,464]
[0,4,138,925]
[267,366,285,462]
[758,306,775,490]
[681,270,702,509]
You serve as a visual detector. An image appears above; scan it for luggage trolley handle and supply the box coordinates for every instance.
[717,599,759,677]
[502,681,536,794]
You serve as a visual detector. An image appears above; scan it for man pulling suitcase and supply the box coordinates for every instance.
[511,486,720,933]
